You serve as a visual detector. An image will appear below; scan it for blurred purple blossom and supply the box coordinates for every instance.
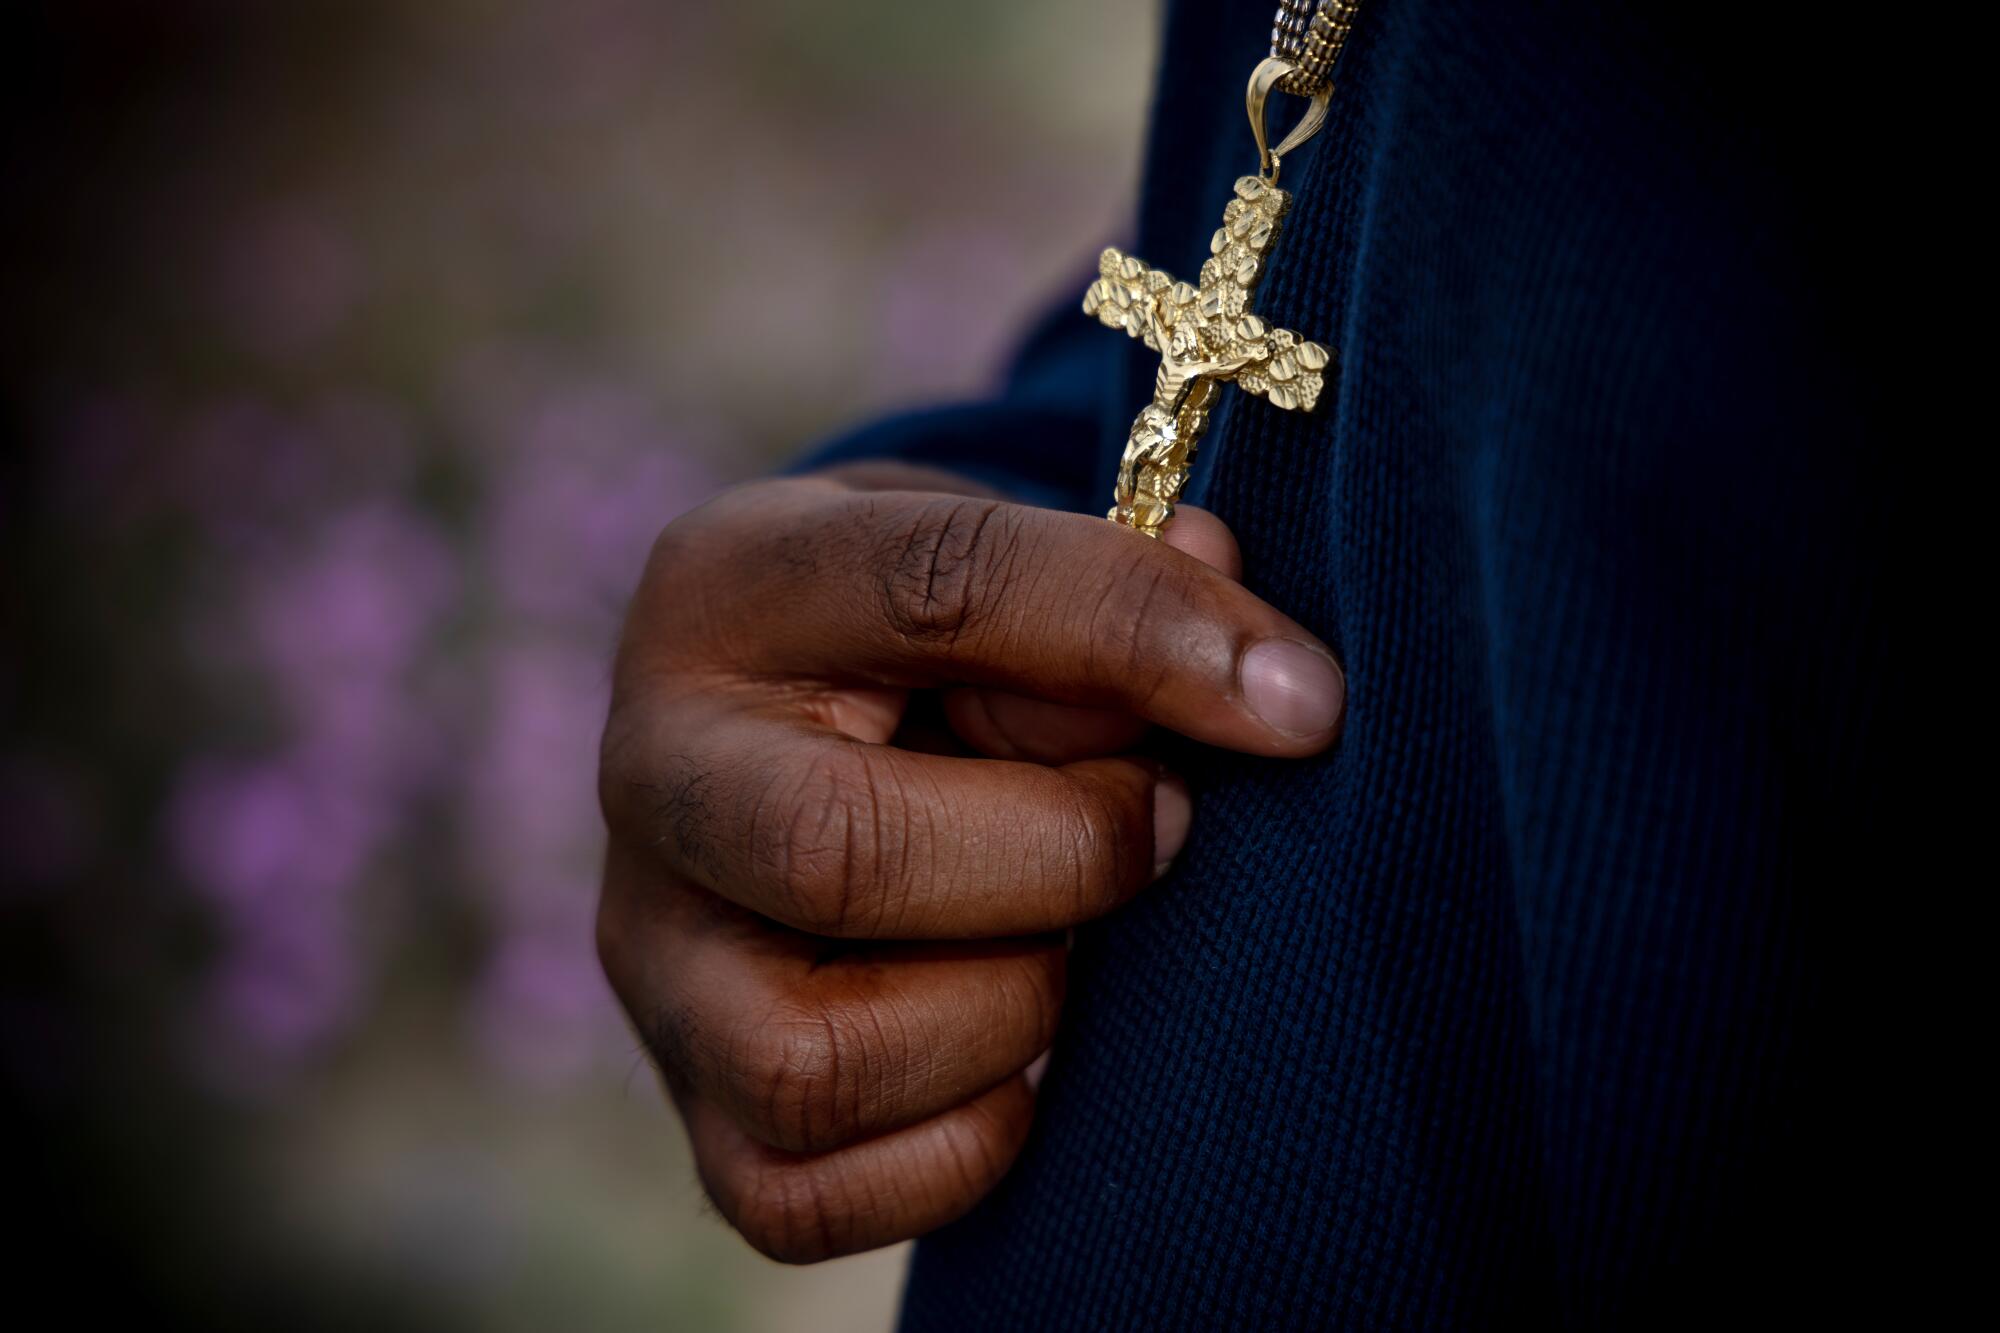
[164,491,459,1076]
[478,387,715,630]
[468,928,614,1087]
[460,641,608,915]
[143,348,721,1089]
[200,881,366,1055]
[168,752,390,910]
[242,499,458,740]
[167,752,375,1077]
[445,343,720,633]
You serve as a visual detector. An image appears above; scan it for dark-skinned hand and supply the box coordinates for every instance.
[597,463,1344,1262]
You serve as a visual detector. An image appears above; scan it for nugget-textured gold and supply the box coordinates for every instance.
[1084,170,1332,537]
[1086,3,1364,537]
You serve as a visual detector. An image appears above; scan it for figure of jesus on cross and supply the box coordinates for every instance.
[1083,172,1333,537]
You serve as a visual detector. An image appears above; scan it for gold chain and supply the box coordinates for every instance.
[1269,0,1363,97]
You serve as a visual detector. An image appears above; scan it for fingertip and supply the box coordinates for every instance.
[1240,639,1346,747]
[1152,772,1192,878]
[1024,1048,1053,1091]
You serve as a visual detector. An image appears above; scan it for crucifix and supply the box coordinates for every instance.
[1083,55,1343,538]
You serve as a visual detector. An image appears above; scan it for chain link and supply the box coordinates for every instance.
[1269,0,1363,97]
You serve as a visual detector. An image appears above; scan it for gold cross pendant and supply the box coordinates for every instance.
[1083,58,1336,537]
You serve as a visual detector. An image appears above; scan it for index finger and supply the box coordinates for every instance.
[938,504,1246,763]
[654,483,1345,756]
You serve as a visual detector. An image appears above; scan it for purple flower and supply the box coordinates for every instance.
[467,926,619,1087]
[448,354,720,632]
[222,498,460,791]
[166,752,387,909]
[201,886,364,1052]
[247,500,458,686]
[460,640,609,919]
[166,752,376,1082]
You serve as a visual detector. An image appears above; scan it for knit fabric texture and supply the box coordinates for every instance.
[796,1,1890,1326]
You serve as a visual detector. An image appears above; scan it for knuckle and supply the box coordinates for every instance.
[748,747,909,936]
[619,478,814,673]
[746,751,861,933]
[642,511,697,580]
[625,751,727,886]
[595,700,653,833]
[1019,953,1068,1044]
[631,502,730,620]
[935,1107,1009,1200]
[650,476,800,573]
[732,1005,848,1154]
[635,992,711,1097]
[1051,777,1137,917]
[878,496,1016,647]
[592,882,628,990]
[731,1161,846,1265]
[726,990,935,1156]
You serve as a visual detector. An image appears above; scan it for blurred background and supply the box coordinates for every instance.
[1,2,1153,1326]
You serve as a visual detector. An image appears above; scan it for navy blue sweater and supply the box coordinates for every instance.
[801,1,1894,1326]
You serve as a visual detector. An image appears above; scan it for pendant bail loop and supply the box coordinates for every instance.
[1247,57,1332,183]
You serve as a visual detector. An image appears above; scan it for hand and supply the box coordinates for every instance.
[597,465,1344,1262]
